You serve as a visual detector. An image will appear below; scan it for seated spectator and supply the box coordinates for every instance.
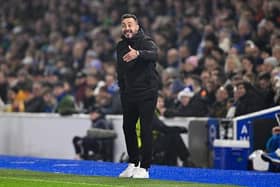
[241,55,256,84]
[95,86,113,114]
[262,57,279,74]
[0,71,8,104]
[53,81,77,115]
[209,86,230,118]
[150,114,193,167]
[74,71,87,111]
[73,107,116,161]
[166,48,180,68]
[104,73,119,95]
[6,86,29,112]
[163,86,208,117]
[256,72,275,108]
[42,87,56,113]
[25,81,46,112]
[133,95,192,167]
[82,86,96,113]
[234,81,266,117]
[180,55,200,77]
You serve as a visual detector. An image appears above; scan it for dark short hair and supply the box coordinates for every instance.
[121,13,138,22]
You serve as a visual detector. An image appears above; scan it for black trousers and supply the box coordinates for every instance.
[121,96,157,169]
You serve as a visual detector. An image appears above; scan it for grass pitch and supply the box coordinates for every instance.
[0,169,239,187]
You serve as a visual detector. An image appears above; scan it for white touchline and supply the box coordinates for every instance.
[0,176,124,187]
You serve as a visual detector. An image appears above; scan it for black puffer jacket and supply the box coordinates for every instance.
[235,82,266,117]
[116,29,160,100]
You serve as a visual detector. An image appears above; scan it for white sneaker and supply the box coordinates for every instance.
[119,163,138,178]
[132,167,149,179]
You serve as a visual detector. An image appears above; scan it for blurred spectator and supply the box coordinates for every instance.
[178,44,191,64]
[25,81,46,112]
[262,57,279,74]
[210,86,230,118]
[224,54,243,78]
[82,86,96,113]
[177,23,201,55]
[0,0,278,118]
[74,71,87,110]
[53,81,77,115]
[6,86,28,112]
[203,55,219,73]
[166,48,179,68]
[104,74,119,95]
[180,56,200,77]
[42,87,56,113]
[163,86,208,117]
[256,72,275,108]
[84,50,102,74]
[73,107,116,161]
[241,55,256,84]
[272,45,280,62]
[0,71,8,104]
[232,18,252,54]
[234,81,266,117]
[95,86,113,114]
[71,40,87,73]
[16,69,33,93]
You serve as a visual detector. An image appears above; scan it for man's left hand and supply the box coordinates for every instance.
[122,45,139,62]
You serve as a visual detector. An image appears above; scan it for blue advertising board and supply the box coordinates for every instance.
[207,118,219,150]
[233,106,280,152]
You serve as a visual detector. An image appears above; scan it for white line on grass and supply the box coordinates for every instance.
[0,176,124,187]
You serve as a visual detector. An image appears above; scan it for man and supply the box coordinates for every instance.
[116,14,160,178]
[234,81,265,117]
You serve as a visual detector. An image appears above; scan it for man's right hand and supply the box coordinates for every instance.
[122,45,139,62]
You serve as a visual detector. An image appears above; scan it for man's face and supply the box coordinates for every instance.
[180,96,191,106]
[121,18,139,39]
[54,86,64,96]
[235,84,246,99]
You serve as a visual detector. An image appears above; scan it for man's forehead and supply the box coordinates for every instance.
[121,18,137,24]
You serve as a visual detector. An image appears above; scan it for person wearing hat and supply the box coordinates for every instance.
[163,86,194,117]
[263,57,279,74]
[116,13,160,178]
[163,86,209,118]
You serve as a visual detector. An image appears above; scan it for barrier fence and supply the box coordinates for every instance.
[1,106,280,169]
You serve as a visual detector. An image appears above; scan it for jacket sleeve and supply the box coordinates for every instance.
[138,38,158,61]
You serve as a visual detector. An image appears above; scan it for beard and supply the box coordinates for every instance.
[123,30,134,38]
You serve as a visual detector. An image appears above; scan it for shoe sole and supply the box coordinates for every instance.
[261,154,280,164]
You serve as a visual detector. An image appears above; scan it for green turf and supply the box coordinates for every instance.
[0,169,240,187]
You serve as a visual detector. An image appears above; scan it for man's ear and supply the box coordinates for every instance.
[136,24,140,31]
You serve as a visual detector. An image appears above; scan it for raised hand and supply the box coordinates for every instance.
[122,45,139,62]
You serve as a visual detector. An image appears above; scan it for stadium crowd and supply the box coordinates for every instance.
[0,0,279,118]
